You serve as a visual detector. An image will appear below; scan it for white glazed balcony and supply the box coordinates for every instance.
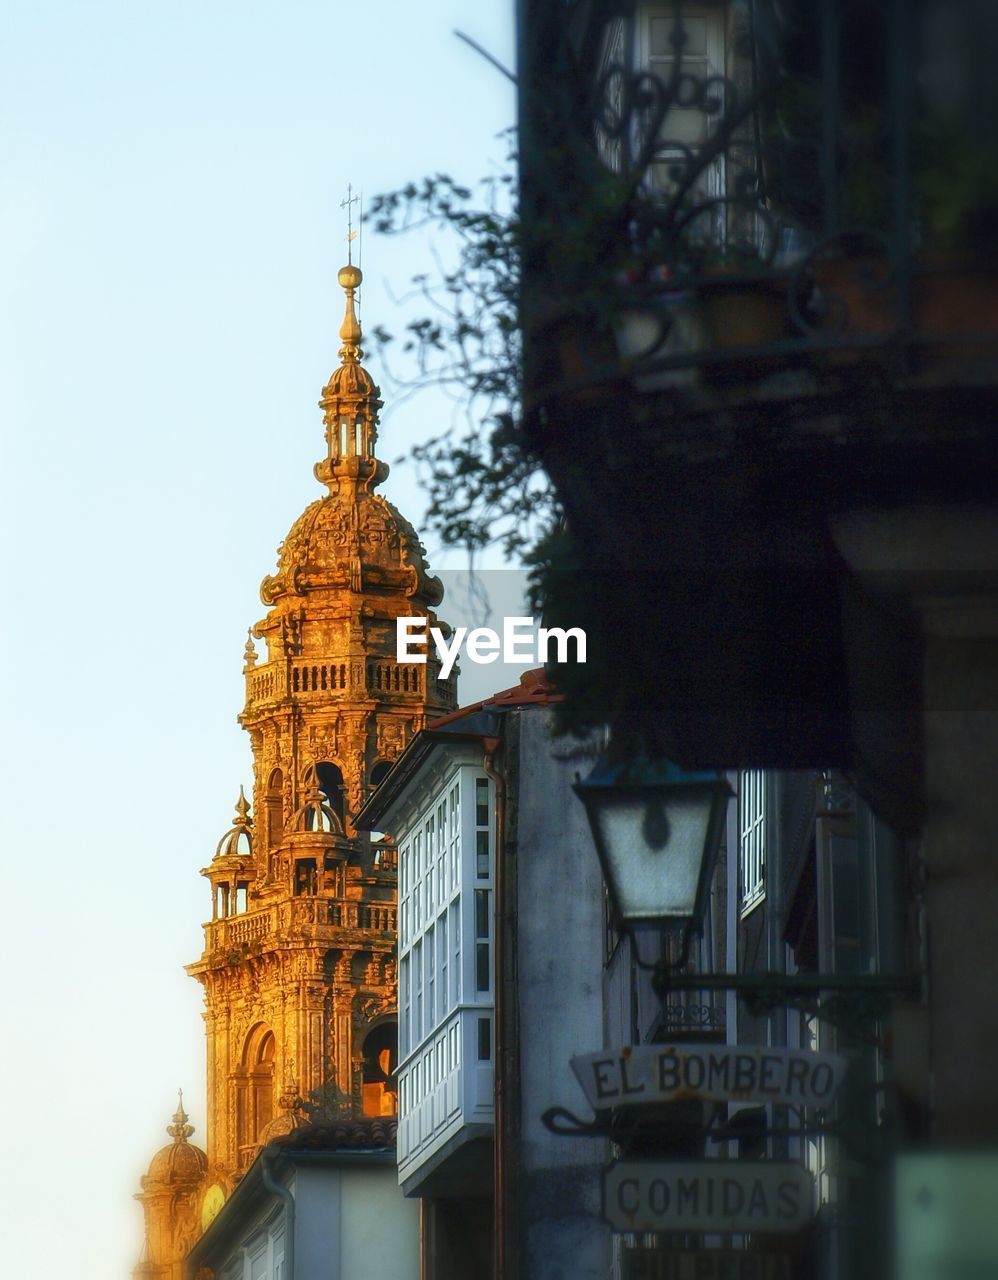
[397,1006,493,1184]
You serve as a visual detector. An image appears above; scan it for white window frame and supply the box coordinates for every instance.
[639,5,727,207]
[739,768,766,914]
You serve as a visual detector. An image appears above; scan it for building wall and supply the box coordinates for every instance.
[340,1164,420,1280]
[292,1165,336,1280]
[195,1158,419,1280]
[509,709,611,1279]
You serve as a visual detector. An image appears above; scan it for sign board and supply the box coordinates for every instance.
[572,1043,847,1110]
[623,1248,792,1280]
[604,1160,814,1234]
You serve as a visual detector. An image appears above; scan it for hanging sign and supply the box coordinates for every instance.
[604,1159,814,1234]
[623,1247,792,1280]
[572,1043,847,1111]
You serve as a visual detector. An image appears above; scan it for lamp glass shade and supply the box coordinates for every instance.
[575,760,731,929]
[589,790,709,920]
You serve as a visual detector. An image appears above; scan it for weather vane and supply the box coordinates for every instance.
[340,183,361,265]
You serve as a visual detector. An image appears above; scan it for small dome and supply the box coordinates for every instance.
[291,786,342,835]
[322,357,378,401]
[145,1092,208,1187]
[259,1111,299,1142]
[147,1139,208,1185]
[214,788,253,860]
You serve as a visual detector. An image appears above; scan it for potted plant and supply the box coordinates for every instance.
[806,130,998,359]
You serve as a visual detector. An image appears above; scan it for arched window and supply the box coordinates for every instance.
[370,760,393,789]
[368,762,395,852]
[360,1020,398,1117]
[265,769,284,850]
[235,1025,276,1166]
[315,762,346,827]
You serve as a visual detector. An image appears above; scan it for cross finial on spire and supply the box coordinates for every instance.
[340,183,360,265]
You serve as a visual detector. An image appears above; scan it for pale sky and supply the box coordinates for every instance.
[0,3,516,1273]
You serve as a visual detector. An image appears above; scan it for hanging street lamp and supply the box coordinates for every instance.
[573,756,732,933]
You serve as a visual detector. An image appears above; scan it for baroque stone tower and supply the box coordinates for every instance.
[135,262,455,1275]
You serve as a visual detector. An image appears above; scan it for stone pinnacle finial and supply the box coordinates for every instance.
[235,786,250,825]
[243,629,258,671]
[278,1057,302,1114]
[166,1089,194,1143]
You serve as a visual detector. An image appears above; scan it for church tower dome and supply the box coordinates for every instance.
[261,261,444,610]
[144,1093,209,1186]
[133,1094,207,1279]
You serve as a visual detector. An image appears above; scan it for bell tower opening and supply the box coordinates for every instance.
[315,761,345,827]
[370,760,393,790]
[264,768,284,848]
[360,1019,398,1117]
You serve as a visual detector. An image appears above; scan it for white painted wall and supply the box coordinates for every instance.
[340,1163,421,1280]
[513,709,611,1280]
[201,1159,418,1280]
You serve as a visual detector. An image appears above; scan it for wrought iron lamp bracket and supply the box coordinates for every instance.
[540,1105,611,1139]
[542,1079,905,1168]
[654,964,922,1043]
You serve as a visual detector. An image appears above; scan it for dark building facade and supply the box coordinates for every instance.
[512,3,998,1277]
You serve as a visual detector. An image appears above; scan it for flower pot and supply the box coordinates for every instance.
[812,256,998,365]
[697,275,793,351]
[613,272,794,390]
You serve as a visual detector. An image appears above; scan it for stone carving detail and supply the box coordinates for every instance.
[355,996,388,1025]
[308,721,340,762]
[376,717,406,760]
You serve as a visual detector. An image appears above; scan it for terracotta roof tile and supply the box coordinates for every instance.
[428,668,561,729]
[489,667,562,707]
[270,1116,397,1153]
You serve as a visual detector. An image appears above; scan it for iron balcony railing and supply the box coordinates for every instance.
[518,0,998,402]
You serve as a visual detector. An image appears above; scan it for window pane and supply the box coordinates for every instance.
[427,923,435,1025]
[476,942,490,993]
[478,1016,491,1061]
[650,14,707,57]
[476,830,489,878]
[739,769,766,909]
[439,914,448,1016]
[451,901,461,1004]
[475,889,489,940]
